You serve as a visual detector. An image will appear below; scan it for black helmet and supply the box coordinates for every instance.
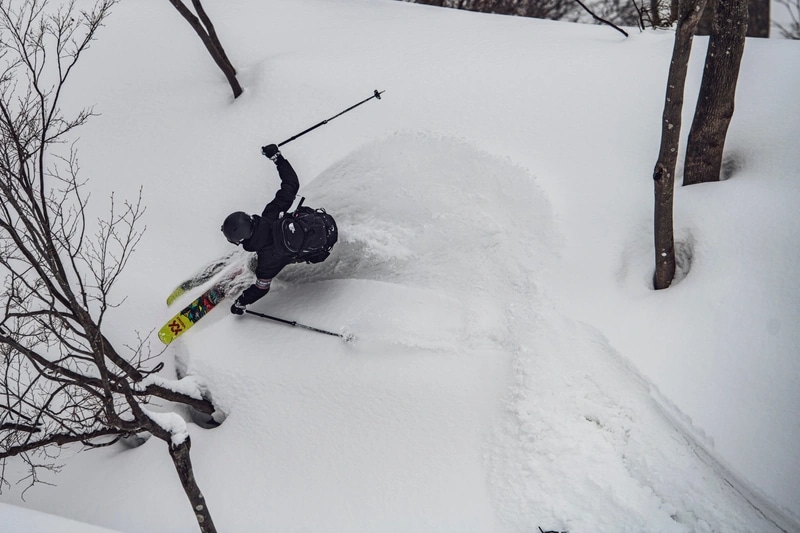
[221,212,254,244]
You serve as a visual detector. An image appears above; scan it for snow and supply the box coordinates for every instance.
[1,0,799,531]
[142,409,190,447]
[0,503,122,533]
[137,374,208,401]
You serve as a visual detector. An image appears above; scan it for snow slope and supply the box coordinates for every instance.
[1,0,799,531]
[0,503,122,533]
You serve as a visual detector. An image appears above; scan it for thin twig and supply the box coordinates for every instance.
[573,0,630,36]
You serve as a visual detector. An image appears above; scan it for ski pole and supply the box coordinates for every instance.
[245,310,353,341]
[277,89,385,147]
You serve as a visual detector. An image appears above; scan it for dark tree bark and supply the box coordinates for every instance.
[696,0,717,34]
[699,0,768,36]
[650,0,664,25]
[683,0,747,185]
[169,437,217,533]
[166,0,243,99]
[670,0,680,21]
[747,0,769,36]
[652,0,707,290]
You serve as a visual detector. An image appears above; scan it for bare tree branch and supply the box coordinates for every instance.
[1,428,122,458]
[775,0,800,38]
[0,2,219,530]
[572,0,629,36]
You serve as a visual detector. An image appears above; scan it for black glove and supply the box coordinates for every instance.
[230,300,246,315]
[261,144,281,161]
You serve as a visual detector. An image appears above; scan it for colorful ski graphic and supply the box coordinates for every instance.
[158,287,224,345]
[158,266,247,345]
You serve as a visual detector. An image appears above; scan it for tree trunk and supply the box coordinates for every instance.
[747,0,770,36]
[653,0,707,290]
[683,0,747,185]
[651,0,664,25]
[169,437,217,533]
[696,0,717,34]
[700,0,768,36]
[670,0,680,22]
[190,0,241,76]
[166,0,243,99]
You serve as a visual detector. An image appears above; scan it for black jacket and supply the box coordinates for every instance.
[236,156,299,306]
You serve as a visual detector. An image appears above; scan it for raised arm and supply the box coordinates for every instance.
[261,145,299,222]
[230,144,299,315]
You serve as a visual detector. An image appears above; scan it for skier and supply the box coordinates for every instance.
[221,144,337,315]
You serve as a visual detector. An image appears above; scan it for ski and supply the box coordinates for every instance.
[158,265,250,345]
[166,250,242,306]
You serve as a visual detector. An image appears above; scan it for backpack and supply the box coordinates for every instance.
[272,204,338,264]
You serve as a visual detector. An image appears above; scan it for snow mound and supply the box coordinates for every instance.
[278,132,558,294]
